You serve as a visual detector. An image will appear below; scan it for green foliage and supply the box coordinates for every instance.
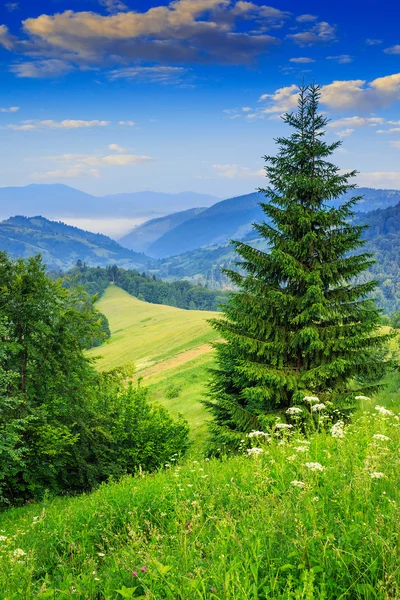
[205,84,392,451]
[0,253,189,505]
[0,398,399,598]
[165,382,182,399]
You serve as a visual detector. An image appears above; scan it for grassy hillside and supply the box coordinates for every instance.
[89,286,218,443]
[0,390,399,599]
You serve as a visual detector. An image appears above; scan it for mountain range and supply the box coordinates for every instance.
[0,184,220,222]
[119,188,400,259]
[2,186,400,313]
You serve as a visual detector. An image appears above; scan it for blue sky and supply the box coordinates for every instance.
[1,0,400,198]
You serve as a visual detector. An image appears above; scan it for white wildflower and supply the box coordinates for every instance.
[311,403,326,412]
[375,405,394,416]
[248,430,269,438]
[291,480,306,488]
[373,434,390,442]
[275,423,293,430]
[286,407,303,415]
[331,421,345,438]
[13,549,26,557]
[370,472,387,479]
[97,552,105,557]
[305,462,325,472]
[294,445,308,453]
[303,396,320,404]
[355,395,370,401]
[0,536,7,541]
[246,447,264,456]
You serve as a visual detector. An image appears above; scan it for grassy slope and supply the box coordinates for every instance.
[1,394,399,599]
[88,286,218,445]
[2,288,400,597]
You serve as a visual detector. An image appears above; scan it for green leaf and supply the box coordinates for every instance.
[116,587,137,598]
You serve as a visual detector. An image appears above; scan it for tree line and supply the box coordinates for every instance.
[59,262,229,311]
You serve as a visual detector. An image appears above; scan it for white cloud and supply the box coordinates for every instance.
[253,73,400,118]
[5,3,19,11]
[109,66,188,84]
[119,120,136,126]
[357,172,400,188]
[391,141,400,148]
[81,154,152,166]
[335,128,354,137]
[3,1,281,73]
[366,38,382,45]
[8,119,109,131]
[296,14,318,23]
[0,106,19,113]
[287,21,336,46]
[46,150,153,168]
[212,163,264,179]
[384,45,400,55]
[34,148,153,180]
[321,74,400,111]
[377,128,400,134]
[327,55,353,64]
[99,0,128,13]
[328,116,385,128]
[32,167,101,180]
[259,84,299,113]
[289,57,315,63]
[8,123,37,131]
[10,59,73,78]
[108,143,129,152]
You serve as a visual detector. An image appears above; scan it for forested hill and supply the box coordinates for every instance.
[353,201,400,313]
[62,264,229,311]
[0,215,152,270]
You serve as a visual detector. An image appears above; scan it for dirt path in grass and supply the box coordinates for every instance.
[137,344,214,381]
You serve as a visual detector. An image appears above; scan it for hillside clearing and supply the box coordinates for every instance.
[88,286,218,372]
[88,286,218,445]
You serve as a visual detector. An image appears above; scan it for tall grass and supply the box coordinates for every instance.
[0,398,399,599]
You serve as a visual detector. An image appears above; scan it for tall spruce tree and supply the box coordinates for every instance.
[205,84,391,450]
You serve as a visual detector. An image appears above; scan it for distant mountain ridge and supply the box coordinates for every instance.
[0,215,152,270]
[0,184,220,221]
[119,207,207,253]
[143,188,400,259]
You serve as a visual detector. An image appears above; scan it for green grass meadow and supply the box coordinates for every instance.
[1,287,400,599]
[88,286,217,448]
[88,286,218,371]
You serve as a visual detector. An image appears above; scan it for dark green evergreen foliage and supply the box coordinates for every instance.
[62,262,229,311]
[205,85,391,451]
[0,253,189,505]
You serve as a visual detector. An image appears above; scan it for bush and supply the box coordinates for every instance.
[165,382,182,399]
